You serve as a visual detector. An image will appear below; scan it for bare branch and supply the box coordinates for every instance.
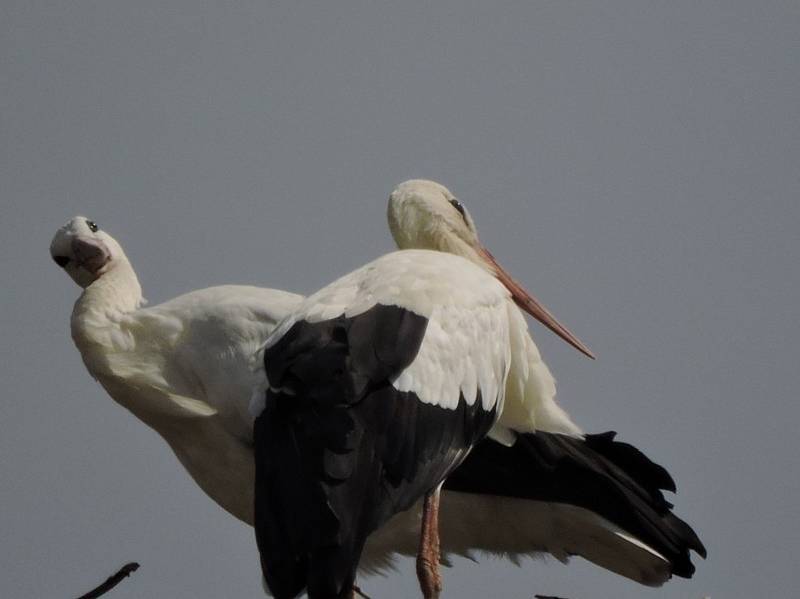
[75,562,140,599]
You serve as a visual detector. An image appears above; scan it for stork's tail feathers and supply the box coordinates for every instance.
[443,430,706,584]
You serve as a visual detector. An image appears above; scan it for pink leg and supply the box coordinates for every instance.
[416,486,443,599]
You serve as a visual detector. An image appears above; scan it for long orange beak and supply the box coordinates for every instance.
[477,246,595,359]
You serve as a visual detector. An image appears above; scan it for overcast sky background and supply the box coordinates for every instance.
[2,2,799,598]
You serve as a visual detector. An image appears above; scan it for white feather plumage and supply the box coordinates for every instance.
[260,250,512,413]
[52,203,680,586]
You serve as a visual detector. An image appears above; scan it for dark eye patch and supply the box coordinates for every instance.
[449,198,466,219]
[53,255,70,268]
[86,220,98,233]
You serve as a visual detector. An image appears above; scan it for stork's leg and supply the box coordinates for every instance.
[416,485,443,599]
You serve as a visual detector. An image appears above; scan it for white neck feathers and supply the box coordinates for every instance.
[70,258,143,353]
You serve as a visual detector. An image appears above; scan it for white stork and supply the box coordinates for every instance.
[50,197,703,596]
[50,216,302,521]
[249,180,704,598]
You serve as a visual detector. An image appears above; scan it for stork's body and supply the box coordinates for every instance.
[249,180,702,598]
[66,248,300,520]
[248,178,580,599]
[253,250,517,598]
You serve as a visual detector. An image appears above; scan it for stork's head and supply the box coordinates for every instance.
[49,217,124,288]
[388,179,482,261]
[388,179,594,359]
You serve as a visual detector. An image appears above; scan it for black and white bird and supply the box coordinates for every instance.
[51,190,703,596]
[249,180,704,598]
[252,249,518,598]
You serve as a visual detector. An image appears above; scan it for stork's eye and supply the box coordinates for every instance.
[86,220,98,233]
[52,255,70,268]
[449,198,466,218]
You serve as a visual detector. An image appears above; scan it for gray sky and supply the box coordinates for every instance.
[2,1,798,597]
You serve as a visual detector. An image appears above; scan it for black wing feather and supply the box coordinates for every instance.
[255,304,497,599]
[445,431,706,579]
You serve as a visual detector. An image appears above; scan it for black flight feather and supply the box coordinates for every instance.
[445,430,706,579]
[255,304,498,599]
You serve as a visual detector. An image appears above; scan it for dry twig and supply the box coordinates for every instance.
[75,562,140,599]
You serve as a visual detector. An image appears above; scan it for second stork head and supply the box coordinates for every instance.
[388,179,595,359]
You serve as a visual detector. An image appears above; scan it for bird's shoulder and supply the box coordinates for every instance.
[266,250,510,346]
[123,285,300,351]
[146,285,302,328]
